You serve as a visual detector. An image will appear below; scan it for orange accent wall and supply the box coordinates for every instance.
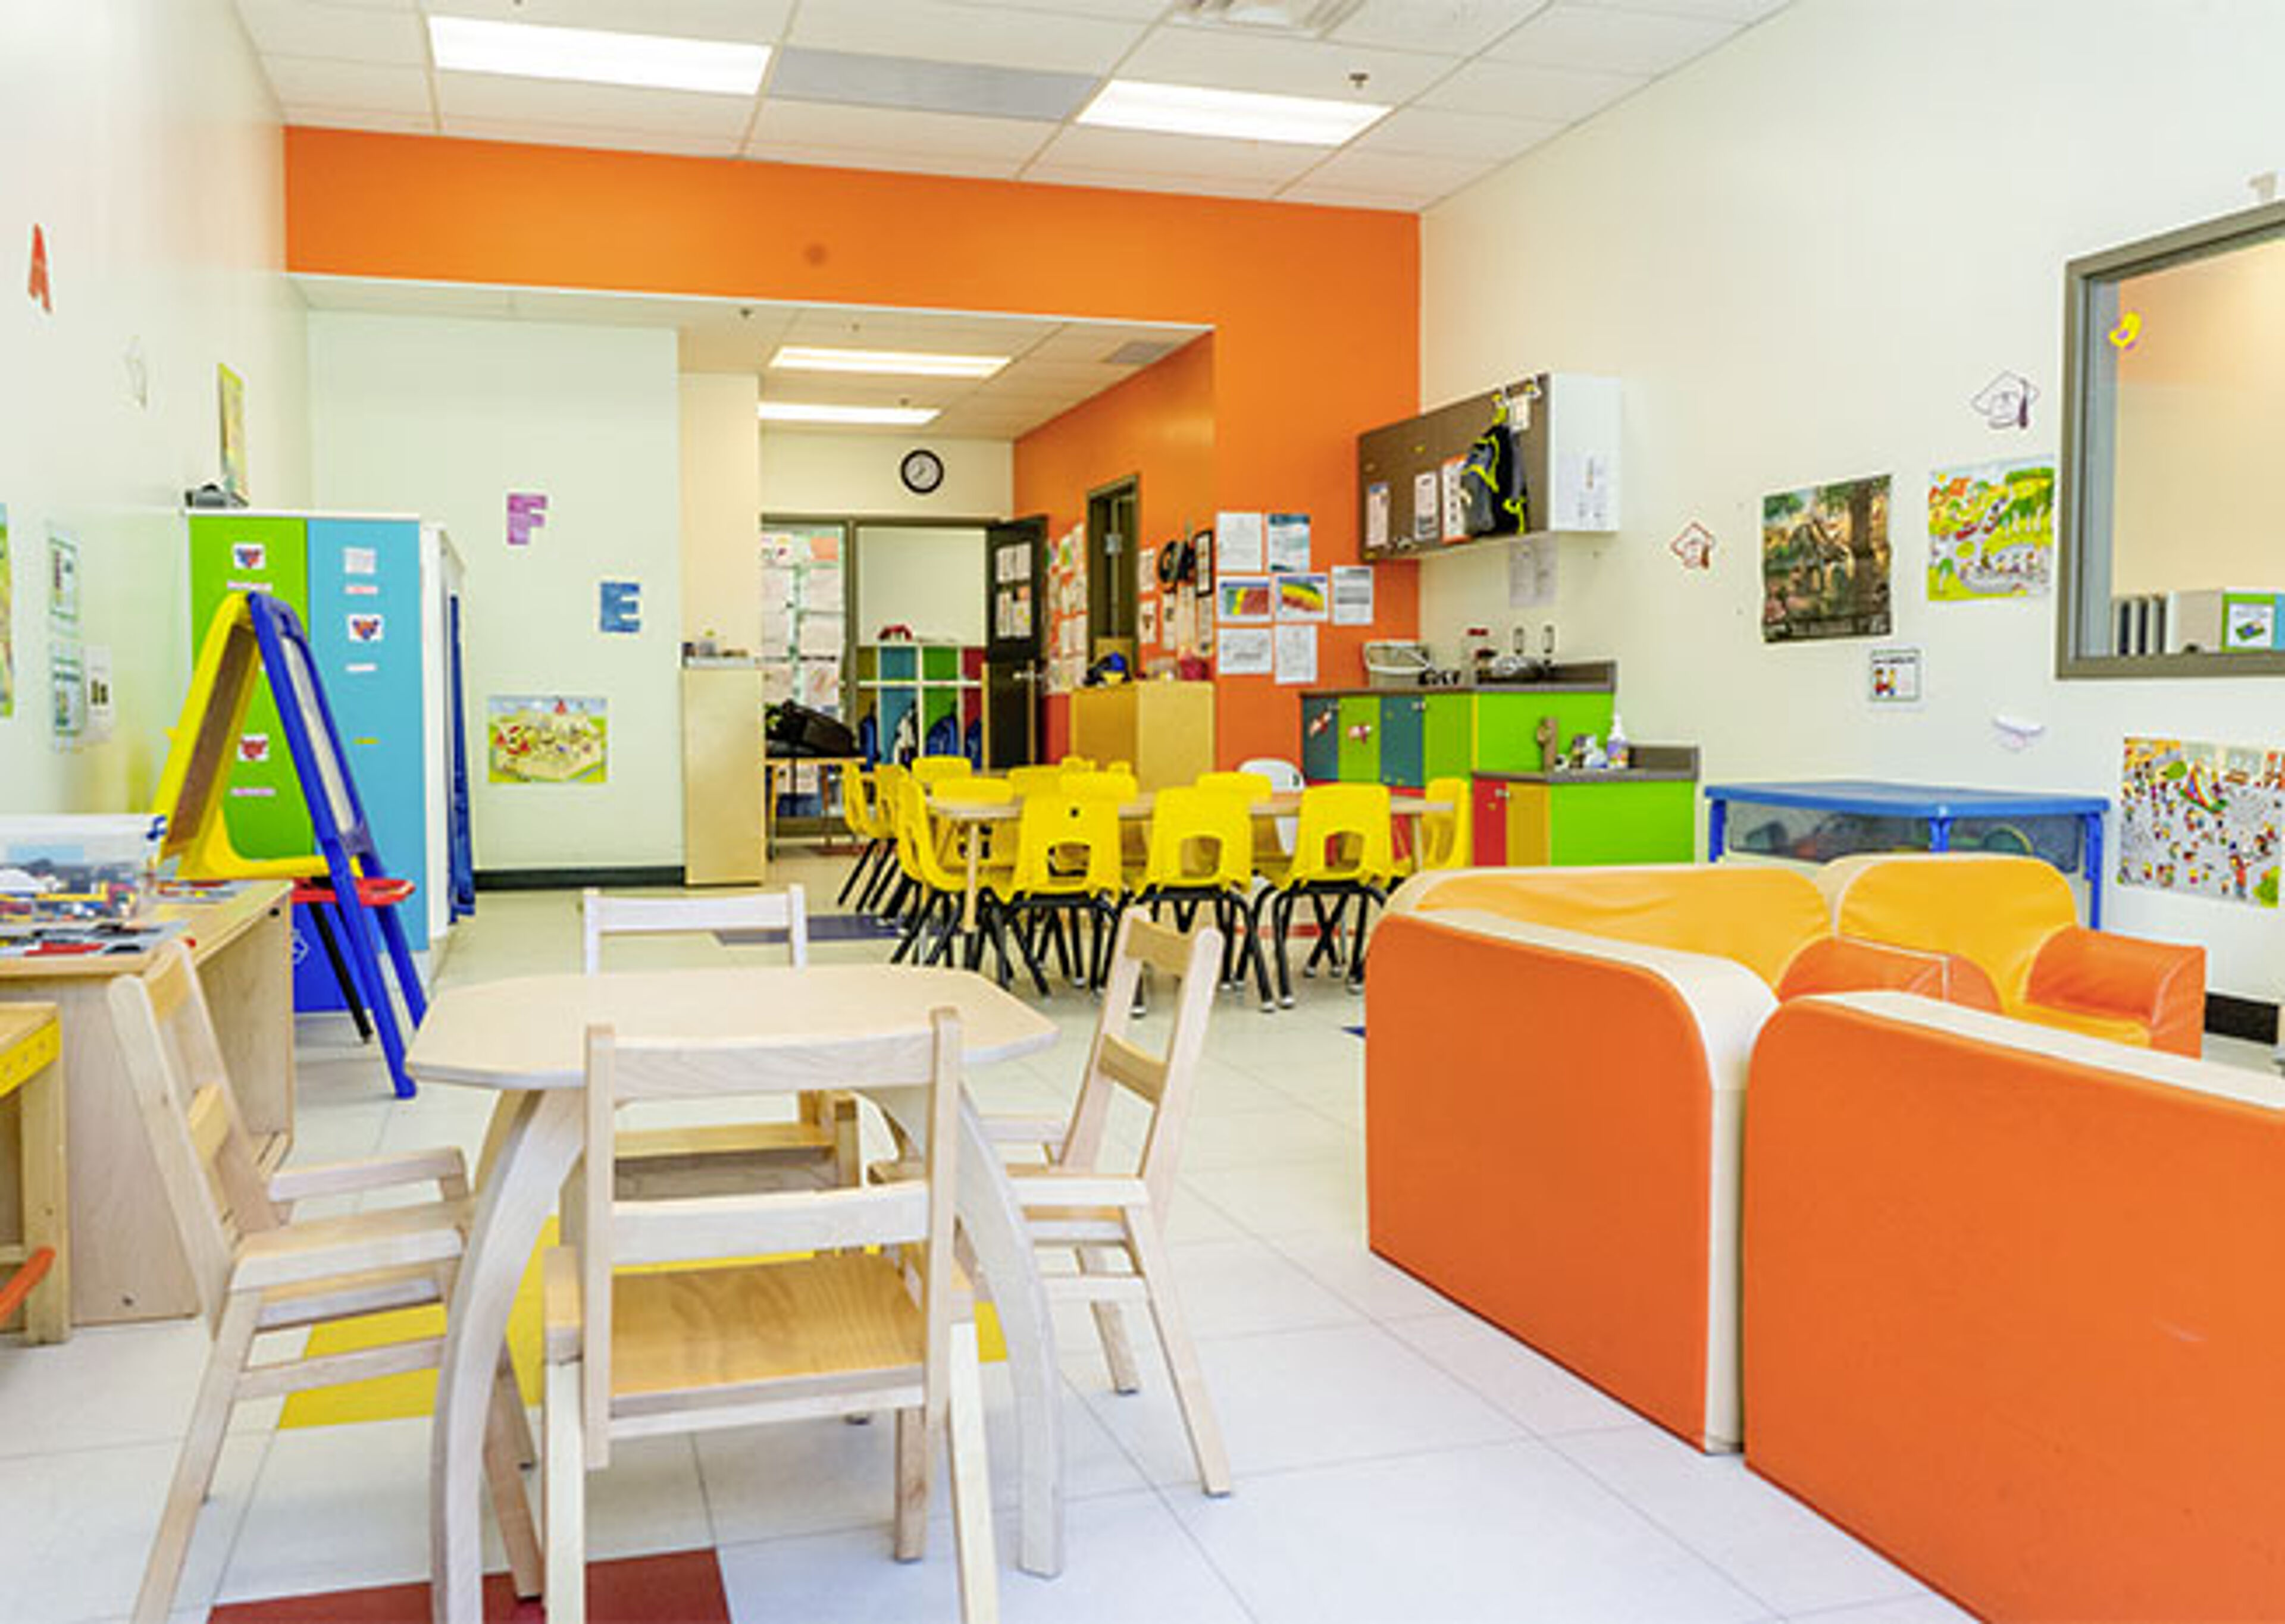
[284,129,1420,770]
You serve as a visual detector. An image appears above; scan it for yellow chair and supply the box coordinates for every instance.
[931,776,1015,876]
[867,763,916,916]
[911,754,974,787]
[1006,764,1072,798]
[1065,769,1140,804]
[1135,785,1263,996]
[835,769,893,907]
[1250,783,1400,1007]
[986,792,1126,993]
[1413,775,1475,872]
[888,774,993,973]
[1059,755,1097,772]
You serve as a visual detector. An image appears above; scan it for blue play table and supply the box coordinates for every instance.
[1704,779,2111,926]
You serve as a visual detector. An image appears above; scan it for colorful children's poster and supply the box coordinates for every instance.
[2118,736,2284,907]
[1761,474,1892,642]
[1867,645,1923,706]
[1217,626,1272,676]
[1217,576,1273,625]
[0,504,12,719]
[1927,459,2054,601]
[488,695,608,785]
[1266,512,1311,573]
[1331,565,1374,626]
[217,363,249,503]
[1275,572,1329,622]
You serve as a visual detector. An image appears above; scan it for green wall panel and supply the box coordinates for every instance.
[1473,691,1615,774]
[186,513,312,858]
[1337,695,1382,783]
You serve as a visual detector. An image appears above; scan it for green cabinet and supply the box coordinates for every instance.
[1378,694,1426,789]
[1301,694,1341,782]
[1336,695,1382,783]
[1423,694,1474,786]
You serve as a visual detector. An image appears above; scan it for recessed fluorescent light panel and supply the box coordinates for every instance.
[771,346,1009,380]
[1078,79,1388,145]
[428,16,769,96]
[758,402,941,427]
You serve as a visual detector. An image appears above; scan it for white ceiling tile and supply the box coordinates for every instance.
[1416,56,1641,119]
[421,0,796,43]
[437,70,755,133]
[787,0,1144,74]
[1113,27,1455,104]
[1273,181,1428,211]
[236,0,428,62]
[747,144,1030,181]
[262,55,434,112]
[1563,0,1785,19]
[937,0,1171,15]
[440,115,744,156]
[750,101,1053,162]
[1029,124,1324,183]
[1327,0,1551,54]
[1484,3,1735,73]
[281,104,440,132]
[1347,104,1562,161]
[1025,164,1281,200]
[1291,145,1492,195]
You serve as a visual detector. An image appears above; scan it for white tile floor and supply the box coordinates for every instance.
[28,855,2258,1622]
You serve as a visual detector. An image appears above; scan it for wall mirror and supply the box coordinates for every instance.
[2058,197,2285,677]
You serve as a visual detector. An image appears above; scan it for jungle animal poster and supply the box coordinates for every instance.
[1761,475,1892,641]
[1927,459,2055,601]
[2118,736,2283,907]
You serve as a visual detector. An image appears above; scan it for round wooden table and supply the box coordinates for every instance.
[407,965,1064,1624]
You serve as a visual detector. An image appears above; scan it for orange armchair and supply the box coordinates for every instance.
[1821,854,2205,1055]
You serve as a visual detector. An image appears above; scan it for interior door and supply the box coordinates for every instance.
[984,516,1048,768]
[1087,476,1140,658]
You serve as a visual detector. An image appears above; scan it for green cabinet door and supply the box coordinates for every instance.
[1473,691,1615,775]
[1546,780,1698,866]
[1301,695,1341,782]
[1379,694,1426,788]
[186,513,312,858]
[1337,695,1382,783]
[1423,694,1475,787]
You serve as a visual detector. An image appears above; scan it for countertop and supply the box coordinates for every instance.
[1477,745,1701,786]
[1306,660,1619,699]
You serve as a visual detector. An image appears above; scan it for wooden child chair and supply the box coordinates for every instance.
[541,1010,996,1622]
[111,943,539,1623]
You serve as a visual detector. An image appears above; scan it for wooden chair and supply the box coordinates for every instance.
[993,914,1234,1495]
[109,944,540,1623]
[541,1010,996,1623]
[582,886,860,1194]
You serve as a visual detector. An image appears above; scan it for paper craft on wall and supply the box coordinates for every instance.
[26,224,51,313]
[1215,510,1265,575]
[1670,521,1716,570]
[1266,512,1311,573]
[1218,576,1273,624]
[1139,595,1159,647]
[1273,623,1317,685]
[1275,572,1328,622]
[2118,736,2283,907]
[599,579,642,635]
[1867,645,1923,706]
[1927,459,2055,601]
[488,695,608,785]
[506,491,549,548]
[1331,565,1374,626]
[217,364,249,503]
[1761,474,1892,642]
[0,504,12,719]
[1217,625,1271,676]
[1970,371,2039,430]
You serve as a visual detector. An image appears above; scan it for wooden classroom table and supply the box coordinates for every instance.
[406,964,1063,1624]
[931,789,1453,931]
[0,1004,65,1342]
[0,881,294,1324]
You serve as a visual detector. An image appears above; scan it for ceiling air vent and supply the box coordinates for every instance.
[1172,0,1366,38]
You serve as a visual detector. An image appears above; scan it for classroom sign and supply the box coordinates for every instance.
[2117,736,2283,907]
[1927,459,2054,601]
[488,695,608,785]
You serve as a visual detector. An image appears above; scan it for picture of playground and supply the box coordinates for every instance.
[2118,736,2283,907]
[488,694,608,785]
[1927,459,2055,601]
[1761,474,1892,641]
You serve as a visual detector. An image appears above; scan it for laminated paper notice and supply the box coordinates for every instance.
[1266,512,1311,574]
[1508,535,1557,609]
[1441,456,1469,543]
[1273,623,1317,686]
[1331,566,1375,626]
[1215,511,1266,575]
[1411,472,1439,543]
[1365,482,1391,552]
[1217,625,1271,676]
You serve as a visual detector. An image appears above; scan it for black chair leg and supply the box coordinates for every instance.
[836,840,873,905]
[1247,887,1280,1010]
[1348,889,1372,993]
[1273,891,1298,1007]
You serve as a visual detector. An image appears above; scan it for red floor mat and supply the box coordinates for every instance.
[208,1549,729,1623]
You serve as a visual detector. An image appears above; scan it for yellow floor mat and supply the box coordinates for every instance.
[280,1221,1009,1429]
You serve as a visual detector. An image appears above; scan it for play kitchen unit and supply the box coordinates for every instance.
[1325,369,1696,865]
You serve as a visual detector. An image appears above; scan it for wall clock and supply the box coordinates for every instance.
[899,447,945,496]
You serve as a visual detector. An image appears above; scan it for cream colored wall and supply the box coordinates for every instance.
[1420,0,2285,995]
[758,429,1012,518]
[2110,237,2285,595]
[681,372,763,648]
[0,0,308,813]
[855,526,987,645]
[308,313,683,871]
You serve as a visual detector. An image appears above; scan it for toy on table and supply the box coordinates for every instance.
[151,591,428,1097]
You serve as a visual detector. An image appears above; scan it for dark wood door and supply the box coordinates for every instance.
[983,516,1047,768]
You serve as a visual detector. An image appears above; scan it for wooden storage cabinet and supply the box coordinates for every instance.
[681,666,766,886]
[1069,681,1216,791]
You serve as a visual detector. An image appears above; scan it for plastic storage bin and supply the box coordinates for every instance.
[0,815,162,929]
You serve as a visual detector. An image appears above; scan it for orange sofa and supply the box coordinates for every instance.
[1746,993,2285,1622]
[1818,854,2206,1054]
